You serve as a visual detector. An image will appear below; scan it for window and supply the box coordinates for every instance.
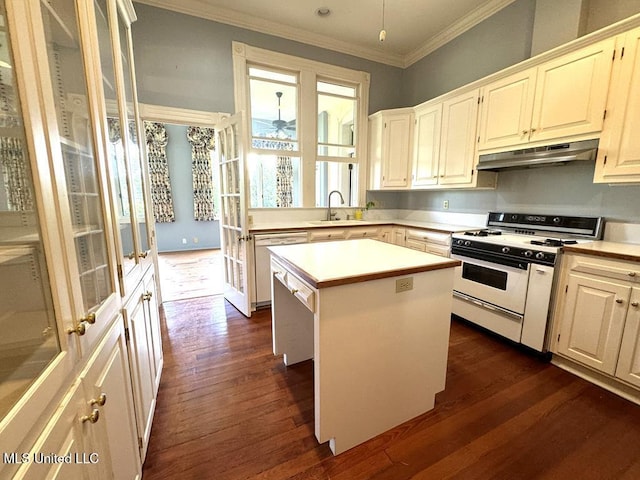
[233,42,370,209]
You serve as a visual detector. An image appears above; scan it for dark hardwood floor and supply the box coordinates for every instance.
[142,295,640,479]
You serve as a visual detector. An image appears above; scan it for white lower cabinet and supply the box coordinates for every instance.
[143,271,163,396]
[124,275,158,462]
[14,319,141,480]
[554,253,640,391]
[616,286,640,387]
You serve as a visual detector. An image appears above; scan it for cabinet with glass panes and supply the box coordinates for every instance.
[0,0,156,477]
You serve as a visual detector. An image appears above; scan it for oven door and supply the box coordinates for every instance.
[451,253,530,314]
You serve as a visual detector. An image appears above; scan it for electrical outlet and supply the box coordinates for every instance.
[443,200,449,210]
[248,215,253,226]
[182,238,187,244]
[395,277,413,293]
[193,237,199,244]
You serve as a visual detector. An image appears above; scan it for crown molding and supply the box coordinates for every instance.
[403,0,518,67]
[134,0,406,67]
[134,0,516,68]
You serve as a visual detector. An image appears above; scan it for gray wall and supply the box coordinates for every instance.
[368,162,640,223]
[400,0,536,107]
[154,123,221,252]
[131,4,403,114]
[132,1,640,228]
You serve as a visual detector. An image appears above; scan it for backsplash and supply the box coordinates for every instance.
[367,161,640,224]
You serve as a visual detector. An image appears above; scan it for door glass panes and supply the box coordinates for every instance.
[40,0,112,312]
[94,0,135,275]
[248,154,300,208]
[315,161,358,207]
[0,0,60,421]
[118,11,149,255]
[317,81,356,159]
[249,67,298,151]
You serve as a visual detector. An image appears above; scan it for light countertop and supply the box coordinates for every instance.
[251,219,479,234]
[564,241,640,263]
[268,239,460,288]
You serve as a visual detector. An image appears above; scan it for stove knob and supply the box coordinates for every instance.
[524,250,533,258]
[535,252,545,260]
[456,239,464,246]
[553,217,561,223]
[464,240,471,247]
[501,246,510,254]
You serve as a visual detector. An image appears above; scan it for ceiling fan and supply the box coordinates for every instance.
[269,91,296,137]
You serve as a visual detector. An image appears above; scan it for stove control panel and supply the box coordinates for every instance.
[452,238,557,266]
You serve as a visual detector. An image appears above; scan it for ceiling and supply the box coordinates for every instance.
[134,0,517,68]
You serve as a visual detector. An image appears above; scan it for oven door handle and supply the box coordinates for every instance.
[453,291,524,322]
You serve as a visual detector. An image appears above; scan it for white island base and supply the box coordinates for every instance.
[269,239,457,455]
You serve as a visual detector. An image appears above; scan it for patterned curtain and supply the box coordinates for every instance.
[186,126,216,221]
[144,122,174,222]
[253,138,294,208]
[275,156,293,207]
[1,137,34,211]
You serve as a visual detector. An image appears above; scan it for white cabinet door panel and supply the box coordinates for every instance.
[530,38,614,143]
[558,273,630,375]
[595,28,640,182]
[616,287,640,387]
[479,68,537,150]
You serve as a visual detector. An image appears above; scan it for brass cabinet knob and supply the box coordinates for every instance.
[90,393,107,407]
[67,322,87,336]
[616,298,624,304]
[127,251,136,260]
[139,251,149,259]
[522,130,529,135]
[629,272,637,277]
[81,409,100,424]
[290,288,299,295]
[631,301,639,307]
[82,313,96,325]
[142,291,153,301]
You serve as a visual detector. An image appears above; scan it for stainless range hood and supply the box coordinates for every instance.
[476,139,599,171]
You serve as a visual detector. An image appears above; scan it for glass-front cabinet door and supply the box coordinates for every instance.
[0,0,118,445]
[37,0,120,348]
[0,0,62,426]
[98,0,153,295]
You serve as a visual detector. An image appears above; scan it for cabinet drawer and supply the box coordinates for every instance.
[568,254,640,283]
[308,229,348,242]
[271,258,315,312]
[347,227,379,239]
[405,238,427,252]
[425,244,450,257]
[405,228,451,246]
[271,258,288,286]
[286,273,315,313]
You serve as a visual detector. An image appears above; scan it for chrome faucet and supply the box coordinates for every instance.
[326,190,344,220]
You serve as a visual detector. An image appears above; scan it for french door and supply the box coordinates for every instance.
[216,113,251,316]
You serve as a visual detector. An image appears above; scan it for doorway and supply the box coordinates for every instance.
[140,105,228,303]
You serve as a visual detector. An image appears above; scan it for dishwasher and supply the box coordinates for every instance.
[253,232,308,308]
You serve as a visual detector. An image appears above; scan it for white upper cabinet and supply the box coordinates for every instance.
[368,109,413,190]
[594,27,640,183]
[478,68,537,151]
[479,38,615,152]
[411,102,442,187]
[439,89,481,186]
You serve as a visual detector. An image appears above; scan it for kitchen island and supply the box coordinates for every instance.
[269,239,460,455]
